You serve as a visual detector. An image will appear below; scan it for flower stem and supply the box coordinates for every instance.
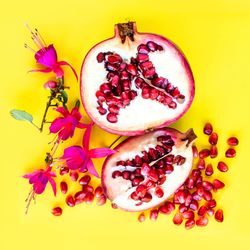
[109,136,122,148]
[39,95,54,132]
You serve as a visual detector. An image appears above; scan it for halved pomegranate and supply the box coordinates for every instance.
[80,22,195,135]
[102,128,196,211]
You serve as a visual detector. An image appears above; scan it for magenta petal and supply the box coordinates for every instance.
[88,148,116,158]
[77,122,89,129]
[86,159,99,178]
[49,118,65,133]
[82,123,94,150]
[58,61,78,81]
[55,107,69,116]
[33,182,47,194]
[71,107,82,121]
[53,65,64,78]
[48,178,57,196]
[35,44,58,67]
[29,68,52,74]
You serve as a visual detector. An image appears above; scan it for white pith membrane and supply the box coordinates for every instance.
[102,128,195,212]
[80,24,194,134]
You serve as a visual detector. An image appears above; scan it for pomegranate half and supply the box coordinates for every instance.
[80,22,195,135]
[102,128,196,211]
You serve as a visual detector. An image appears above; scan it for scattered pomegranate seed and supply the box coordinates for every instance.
[189,200,199,211]
[196,158,205,170]
[198,206,207,216]
[95,186,103,198]
[173,213,183,225]
[155,186,164,198]
[205,164,214,176]
[179,204,188,213]
[217,161,228,172]
[182,211,195,220]
[85,192,94,204]
[206,199,217,208]
[60,166,69,175]
[203,123,213,135]
[212,179,225,191]
[196,216,208,227]
[138,213,146,222]
[209,132,218,145]
[184,219,195,230]
[227,137,239,146]
[111,203,118,209]
[74,190,87,204]
[215,209,224,222]
[82,184,94,193]
[96,194,107,206]
[192,145,198,158]
[69,171,79,182]
[150,209,159,221]
[79,175,91,185]
[206,208,215,216]
[66,195,75,207]
[210,146,218,158]
[225,148,236,158]
[199,149,210,159]
[202,181,213,191]
[51,207,62,216]
[60,181,68,194]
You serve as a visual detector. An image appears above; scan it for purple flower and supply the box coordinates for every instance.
[49,106,89,141]
[25,25,78,80]
[23,166,57,195]
[62,123,115,177]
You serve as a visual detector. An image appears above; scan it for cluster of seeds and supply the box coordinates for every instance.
[112,134,186,206]
[95,41,185,123]
[137,122,238,228]
[51,172,106,216]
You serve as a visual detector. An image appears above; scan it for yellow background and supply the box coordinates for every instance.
[1,0,250,249]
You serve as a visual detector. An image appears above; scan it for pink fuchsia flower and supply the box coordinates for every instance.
[43,80,58,90]
[24,24,78,80]
[23,166,57,196]
[49,104,89,141]
[62,123,115,177]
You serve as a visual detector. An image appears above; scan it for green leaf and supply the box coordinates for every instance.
[59,90,68,104]
[10,109,33,123]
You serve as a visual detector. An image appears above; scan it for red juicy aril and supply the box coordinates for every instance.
[102,127,196,211]
[80,22,195,135]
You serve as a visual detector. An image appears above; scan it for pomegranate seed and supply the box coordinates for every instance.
[203,123,213,135]
[182,211,195,220]
[110,75,119,87]
[166,201,175,212]
[192,191,202,201]
[141,193,152,202]
[60,181,68,194]
[132,176,144,186]
[192,169,201,178]
[197,159,205,170]
[155,186,164,198]
[111,203,118,209]
[85,192,94,204]
[225,148,236,158]
[94,186,103,198]
[96,194,106,206]
[79,175,91,185]
[126,64,137,75]
[51,207,62,216]
[210,146,218,158]
[147,41,158,51]
[199,149,210,159]
[179,204,188,213]
[217,161,228,172]
[205,164,214,176]
[74,191,87,204]
[97,106,107,115]
[189,200,199,211]
[212,179,225,191]
[136,184,147,197]
[137,53,149,62]
[206,208,214,216]
[185,219,195,230]
[174,190,186,204]
[69,171,79,182]
[82,185,94,193]
[203,190,213,201]
[173,213,183,225]
[148,169,158,182]
[150,209,159,221]
[196,217,208,227]
[206,199,217,208]
[140,61,154,71]
[227,137,239,146]
[185,178,195,189]
[209,132,218,145]
[100,83,111,94]
[112,170,122,178]
[60,166,69,175]
[107,54,122,64]
[138,213,146,222]
[137,44,150,54]
[197,187,204,197]
[107,113,118,123]
[149,88,159,100]
[96,52,105,63]
[96,91,106,102]
[159,204,171,214]
[122,171,130,180]
[165,154,174,163]
[168,101,177,109]
[66,195,75,207]
[108,105,120,114]
[131,191,139,200]
[158,176,167,185]
[202,181,213,191]
[157,45,163,51]
[198,206,207,216]
[215,209,224,222]
[165,164,174,174]
[185,194,193,207]
[192,145,198,158]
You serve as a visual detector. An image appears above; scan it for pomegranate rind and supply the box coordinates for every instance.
[101,127,196,212]
[80,23,195,136]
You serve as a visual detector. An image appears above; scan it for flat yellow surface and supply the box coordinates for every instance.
[1,0,250,249]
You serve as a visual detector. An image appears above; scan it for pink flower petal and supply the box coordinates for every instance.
[88,148,115,158]
[77,122,90,129]
[35,44,58,67]
[71,107,82,121]
[29,68,52,74]
[49,117,65,133]
[33,182,47,194]
[82,123,94,150]
[86,159,99,178]
[53,65,64,78]
[58,61,78,81]
[48,177,57,196]
[55,107,69,117]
